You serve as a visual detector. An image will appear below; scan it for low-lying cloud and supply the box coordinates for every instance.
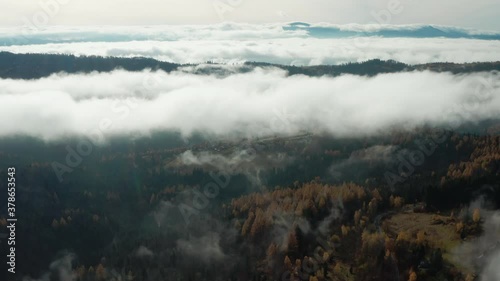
[2,37,500,65]
[0,68,499,141]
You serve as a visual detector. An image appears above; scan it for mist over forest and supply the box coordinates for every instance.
[1,21,500,281]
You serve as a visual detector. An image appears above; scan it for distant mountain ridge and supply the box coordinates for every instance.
[0,23,499,46]
[0,51,499,80]
[284,22,500,40]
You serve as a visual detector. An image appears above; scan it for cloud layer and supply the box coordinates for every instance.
[1,23,500,65]
[1,68,499,141]
[2,37,500,65]
[1,23,499,46]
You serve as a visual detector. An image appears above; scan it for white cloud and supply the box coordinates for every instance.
[0,69,499,141]
[2,37,499,65]
[0,23,306,43]
[1,23,498,44]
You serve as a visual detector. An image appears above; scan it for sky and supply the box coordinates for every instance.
[0,0,500,31]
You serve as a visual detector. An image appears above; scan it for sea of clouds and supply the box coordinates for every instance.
[1,23,500,65]
[3,22,499,281]
[1,68,498,141]
[2,37,500,65]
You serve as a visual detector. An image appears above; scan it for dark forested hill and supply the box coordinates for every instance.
[0,52,180,79]
[0,51,499,79]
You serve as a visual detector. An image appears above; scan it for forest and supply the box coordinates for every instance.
[1,52,500,79]
[0,52,499,281]
[0,126,499,281]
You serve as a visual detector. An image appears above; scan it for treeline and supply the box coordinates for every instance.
[0,52,180,79]
[1,51,500,79]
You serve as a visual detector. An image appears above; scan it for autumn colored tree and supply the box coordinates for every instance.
[241,211,255,236]
[315,269,324,279]
[318,196,326,210]
[409,270,417,281]
[266,243,278,259]
[284,256,292,270]
[368,198,378,217]
[75,265,86,280]
[383,249,391,261]
[372,189,382,201]
[416,230,426,245]
[465,273,475,281]
[396,231,411,243]
[96,264,106,280]
[250,208,270,237]
[334,263,342,274]
[473,208,481,223]
[393,196,404,208]
[361,231,385,258]
[331,234,341,245]
[322,252,329,262]
[295,259,302,270]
